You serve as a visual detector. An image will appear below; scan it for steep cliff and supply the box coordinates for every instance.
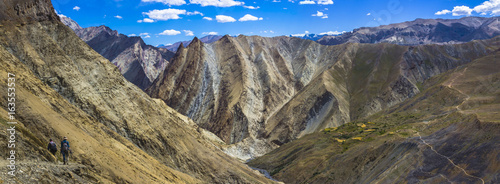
[318,16,500,46]
[61,16,174,90]
[0,0,272,183]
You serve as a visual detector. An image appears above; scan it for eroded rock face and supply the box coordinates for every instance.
[0,0,272,183]
[317,16,500,46]
[60,16,174,90]
[148,33,494,160]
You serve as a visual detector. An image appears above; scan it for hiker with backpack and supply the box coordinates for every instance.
[61,137,70,165]
[47,139,57,156]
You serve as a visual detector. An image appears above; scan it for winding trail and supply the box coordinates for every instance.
[416,133,485,184]
[414,66,485,184]
[446,67,471,111]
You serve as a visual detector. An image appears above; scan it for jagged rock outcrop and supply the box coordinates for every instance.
[60,16,174,90]
[318,16,500,46]
[0,0,273,183]
[148,32,496,160]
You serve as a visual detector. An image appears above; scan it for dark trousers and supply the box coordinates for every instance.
[62,150,68,163]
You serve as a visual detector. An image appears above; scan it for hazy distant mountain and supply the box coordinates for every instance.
[160,35,223,52]
[61,16,174,90]
[318,16,500,45]
[290,33,342,41]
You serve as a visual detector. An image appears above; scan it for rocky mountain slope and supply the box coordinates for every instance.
[147,32,496,160]
[61,16,174,90]
[318,16,500,46]
[249,38,500,183]
[160,35,223,52]
[0,0,273,183]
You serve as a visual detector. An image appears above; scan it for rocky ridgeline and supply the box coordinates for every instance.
[60,16,174,90]
[317,16,500,45]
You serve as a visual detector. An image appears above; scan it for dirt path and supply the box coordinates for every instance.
[416,132,485,184]
[446,67,471,112]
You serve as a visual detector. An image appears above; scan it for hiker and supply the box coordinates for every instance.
[47,139,57,156]
[61,137,70,165]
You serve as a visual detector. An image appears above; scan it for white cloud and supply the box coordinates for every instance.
[473,0,500,15]
[436,0,500,16]
[73,6,80,11]
[140,33,151,38]
[319,31,344,35]
[183,30,194,36]
[435,9,451,15]
[312,11,324,16]
[128,34,137,37]
[317,0,333,5]
[238,14,263,21]
[203,17,213,21]
[143,9,187,21]
[190,0,244,7]
[141,0,186,6]
[203,32,219,35]
[187,11,204,16]
[114,15,123,19]
[366,13,371,16]
[143,18,155,22]
[452,5,473,16]
[159,29,182,35]
[299,0,315,4]
[137,18,155,23]
[299,0,332,5]
[312,11,328,18]
[216,15,236,23]
[244,5,260,9]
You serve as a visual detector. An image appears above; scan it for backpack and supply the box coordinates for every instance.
[49,142,57,152]
[62,142,69,152]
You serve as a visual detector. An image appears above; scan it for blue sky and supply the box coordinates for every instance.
[52,0,500,46]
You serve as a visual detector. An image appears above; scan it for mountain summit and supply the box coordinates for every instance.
[60,16,174,90]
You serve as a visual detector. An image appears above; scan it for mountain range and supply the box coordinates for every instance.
[60,16,174,90]
[1,0,499,183]
[318,16,500,45]
[249,37,500,183]
[146,32,499,161]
